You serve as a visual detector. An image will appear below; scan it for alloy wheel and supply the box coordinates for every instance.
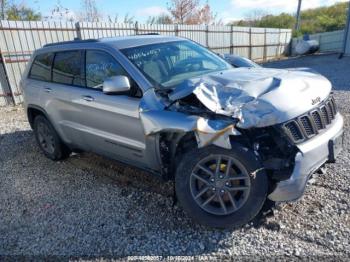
[190,154,251,216]
[37,121,55,154]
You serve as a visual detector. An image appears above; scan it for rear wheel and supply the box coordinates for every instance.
[33,115,71,160]
[175,144,268,229]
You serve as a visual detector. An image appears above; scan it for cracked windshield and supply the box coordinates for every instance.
[122,40,231,88]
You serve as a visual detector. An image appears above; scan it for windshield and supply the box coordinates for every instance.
[121,40,232,88]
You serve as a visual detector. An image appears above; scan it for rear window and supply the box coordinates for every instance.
[29,53,54,81]
[52,51,84,86]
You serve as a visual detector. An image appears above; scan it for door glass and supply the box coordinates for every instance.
[29,52,54,82]
[52,51,84,86]
[86,50,128,89]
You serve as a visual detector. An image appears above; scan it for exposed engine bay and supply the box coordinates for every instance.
[138,67,333,183]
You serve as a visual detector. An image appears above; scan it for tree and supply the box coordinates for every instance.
[168,0,199,24]
[107,13,135,24]
[1,1,42,21]
[79,0,101,22]
[235,9,268,27]
[299,2,348,34]
[147,14,173,24]
[46,0,75,22]
[257,13,295,29]
[6,4,41,21]
[123,13,135,24]
[189,1,222,25]
[246,9,268,24]
[229,2,348,37]
[0,0,7,20]
[167,0,220,25]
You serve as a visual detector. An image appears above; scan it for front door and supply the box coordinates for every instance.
[68,50,148,168]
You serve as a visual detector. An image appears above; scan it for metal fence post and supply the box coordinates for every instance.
[248,27,252,60]
[205,24,209,48]
[75,22,82,40]
[0,51,14,105]
[0,20,20,104]
[135,21,139,35]
[283,30,288,56]
[276,29,281,59]
[263,28,267,61]
[230,24,234,54]
[289,33,294,56]
[175,24,179,36]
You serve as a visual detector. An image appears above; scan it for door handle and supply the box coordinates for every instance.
[82,95,94,102]
[44,87,52,93]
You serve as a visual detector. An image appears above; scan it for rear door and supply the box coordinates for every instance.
[68,49,148,168]
[40,50,88,148]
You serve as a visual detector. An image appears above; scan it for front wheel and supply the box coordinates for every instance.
[175,144,268,229]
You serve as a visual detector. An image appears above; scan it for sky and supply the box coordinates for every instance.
[22,0,349,24]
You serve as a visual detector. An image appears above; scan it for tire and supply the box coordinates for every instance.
[175,144,268,229]
[33,115,71,161]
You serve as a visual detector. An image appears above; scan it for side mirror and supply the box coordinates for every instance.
[102,75,131,95]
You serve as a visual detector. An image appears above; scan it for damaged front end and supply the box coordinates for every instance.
[140,87,242,151]
[140,67,332,146]
[138,67,335,197]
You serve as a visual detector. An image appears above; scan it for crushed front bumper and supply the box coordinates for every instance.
[268,113,344,202]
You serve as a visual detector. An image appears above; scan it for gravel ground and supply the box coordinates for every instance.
[0,54,349,259]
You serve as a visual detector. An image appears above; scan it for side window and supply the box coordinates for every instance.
[29,53,54,81]
[52,51,84,86]
[85,50,128,89]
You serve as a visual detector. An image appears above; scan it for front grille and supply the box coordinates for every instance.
[311,111,323,130]
[285,121,303,142]
[300,116,314,137]
[327,101,334,119]
[283,96,337,143]
[320,105,330,125]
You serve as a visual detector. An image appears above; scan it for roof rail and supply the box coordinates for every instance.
[136,33,160,35]
[43,39,98,48]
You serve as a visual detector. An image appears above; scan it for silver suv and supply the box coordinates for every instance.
[22,35,344,228]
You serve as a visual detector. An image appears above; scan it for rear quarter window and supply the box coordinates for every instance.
[29,53,54,81]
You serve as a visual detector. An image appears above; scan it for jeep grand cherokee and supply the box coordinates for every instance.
[22,35,344,228]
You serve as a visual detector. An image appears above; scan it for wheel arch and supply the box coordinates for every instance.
[158,131,198,180]
[27,104,50,129]
[158,130,256,180]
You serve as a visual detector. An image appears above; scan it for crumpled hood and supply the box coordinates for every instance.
[169,68,332,128]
